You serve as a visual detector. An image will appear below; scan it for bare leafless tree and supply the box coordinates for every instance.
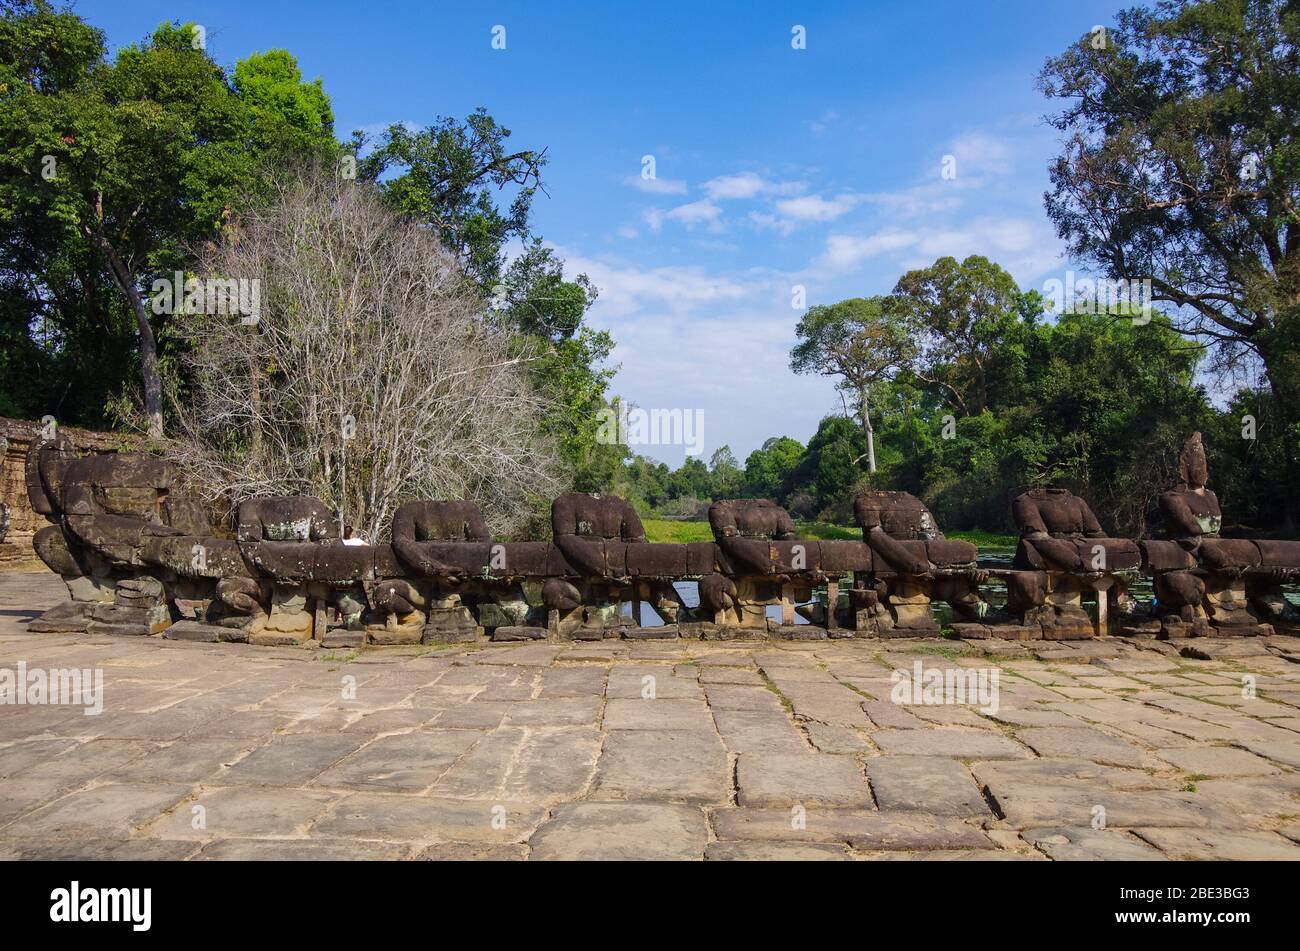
[164,166,562,540]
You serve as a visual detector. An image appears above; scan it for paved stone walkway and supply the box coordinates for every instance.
[3,571,1300,860]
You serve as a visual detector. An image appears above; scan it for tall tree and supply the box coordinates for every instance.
[886,256,1032,416]
[790,296,913,473]
[1039,0,1300,521]
[357,109,545,291]
[360,113,621,492]
[0,5,338,435]
[743,436,805,502]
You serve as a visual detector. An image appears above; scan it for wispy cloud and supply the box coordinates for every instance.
[626,175,688,195]
[702,172,804,201]
[817,229,919,272]
[665,198,723,229]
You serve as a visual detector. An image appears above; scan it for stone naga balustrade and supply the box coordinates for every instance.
[20,432,1300,646]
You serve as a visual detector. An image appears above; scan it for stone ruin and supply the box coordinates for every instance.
[21,431,1300,647]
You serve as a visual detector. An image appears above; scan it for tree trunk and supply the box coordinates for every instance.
[89,229,164,438]
[858,389,877,474]
[1257,334,1300,532]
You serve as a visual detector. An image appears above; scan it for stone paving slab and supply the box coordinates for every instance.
[863,755,991,817]
[736,752,873,808]
[4,569,1300,860]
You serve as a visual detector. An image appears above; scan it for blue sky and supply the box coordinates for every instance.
[81,0,1129,465]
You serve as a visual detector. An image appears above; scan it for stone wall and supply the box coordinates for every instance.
[0,416,137,568]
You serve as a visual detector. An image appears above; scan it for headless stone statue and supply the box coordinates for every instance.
[709,498,798,578]
[551,492,646,577]
[854,490,985,624]
[392,499,491,582]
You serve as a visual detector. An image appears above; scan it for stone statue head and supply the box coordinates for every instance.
[1177,432,1209,490]
[24,430,76,519]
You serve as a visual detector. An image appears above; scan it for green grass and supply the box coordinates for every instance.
[642,518,1016,548]
[643,519,714,543]
[318,650,359,663]
[948,529,1017,548]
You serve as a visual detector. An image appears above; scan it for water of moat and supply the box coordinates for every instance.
[624,548,1300,629]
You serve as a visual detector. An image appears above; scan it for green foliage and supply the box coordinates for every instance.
[360,115,619,493]
[888,255,1033,415]
[357,108,544,291]
[232,49,335,157]
[624,256,1228,537]
[743,436,805,501]
[0,4,340,429]
[1039,0,1300,526]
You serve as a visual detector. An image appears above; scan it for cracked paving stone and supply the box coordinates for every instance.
[702,683,785,712]
[987,783,1246,830]
[593,729,729,803]
[1155,745,1281,777]
[528,802,706,860]
[705,841,850,860]
[217,734,364,786]
[314,794,545,843]
[871,727,1031,759]
[311,731,481,792]
[606,666,702,700]
[1015,727,1163,769]
[6,782,191,839]
[735,752,873,808]
[194,838,408,860]
[144,786,338,839]
[710,807,991,850]
[864,756,991,817]
[603,698,714,731]
[804,722,874,754]
[1024,827,1167,860]
[711,709,808,755]
[970,758,1180,792]
[432,727,601,801]
[104,737,255,783]
[504,697,602,727]
[1133,827,1300,861]
[0,837,201,861]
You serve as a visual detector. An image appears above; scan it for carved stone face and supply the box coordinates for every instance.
[1178,432,1209,489]
[25,432,76,518]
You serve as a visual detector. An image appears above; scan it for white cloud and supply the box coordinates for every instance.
[665,199,723,229]
[555,250,837,463]
[702,172,803,201]
[907,217,1061,281]
[560,251,753,318]
[948,130,1014,176]
[818,229,919,272]
[776,194,861,222]
[860,182,965,219]
[627,175,688,195]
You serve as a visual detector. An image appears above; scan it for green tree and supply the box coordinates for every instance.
[789,416,872,515]
[1039,0,1300,525]
[357,108,545,291]
[887,255,1033,415]
[709,445,744,499]
[360,114,619,492]
[232,49,335,157]
[743,436,805,502]
[790,296,914,472]
[0,5,337,434]
[496,240,621,491]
